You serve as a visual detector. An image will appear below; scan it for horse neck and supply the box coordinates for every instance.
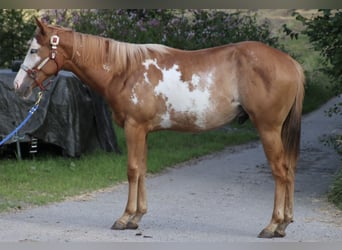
[61,32,123,95]
[61,31,166,96]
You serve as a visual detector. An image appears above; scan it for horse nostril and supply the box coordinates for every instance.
[14,81,22,91]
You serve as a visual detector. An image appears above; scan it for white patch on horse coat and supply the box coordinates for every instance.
[143,72,148,83]
[14,38,41,89]
[143,59,214,128]
[248,49,258,63]
[131,93,139,105]
[142,58,160,71]
[130,85,139,105]
[102,64,111,72]
[159,112,172,128]
[191,74,201,87]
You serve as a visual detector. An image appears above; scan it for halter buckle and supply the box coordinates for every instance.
[50,35,60,49]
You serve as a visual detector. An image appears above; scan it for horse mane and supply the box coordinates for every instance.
[71,32,169,72]
[48,24,73,32]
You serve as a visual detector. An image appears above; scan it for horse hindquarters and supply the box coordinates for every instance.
[256,71,304,238]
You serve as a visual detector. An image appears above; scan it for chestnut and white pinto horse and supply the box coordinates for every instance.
[14,17,304,238]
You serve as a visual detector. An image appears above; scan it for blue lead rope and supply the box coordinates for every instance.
[0,92,43,146]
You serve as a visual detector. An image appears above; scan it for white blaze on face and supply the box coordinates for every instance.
[14,38,42,89]
[143,59,214,129]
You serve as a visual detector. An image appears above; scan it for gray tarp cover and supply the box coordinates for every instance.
[0,70,120,157]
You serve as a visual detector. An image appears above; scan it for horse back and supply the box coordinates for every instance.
[110,41,302,132]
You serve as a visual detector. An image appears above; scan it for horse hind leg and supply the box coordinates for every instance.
[274,165,295,237]
[257,126,291,238]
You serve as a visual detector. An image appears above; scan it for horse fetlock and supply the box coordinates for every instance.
[275,219,293,236]
[126,221,139,230]
[274,228,286,238]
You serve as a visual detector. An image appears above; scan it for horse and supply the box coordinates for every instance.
[14,17,304,238]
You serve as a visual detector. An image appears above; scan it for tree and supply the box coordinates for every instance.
[2,9,281,69]
[283,9,342,116]
[0,9,36,68]
[46,9,281,50]
[294,9,342,95]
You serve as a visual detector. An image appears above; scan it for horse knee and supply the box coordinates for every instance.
[127,167,139,182]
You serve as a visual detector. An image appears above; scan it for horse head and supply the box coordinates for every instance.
[14,17,67,98]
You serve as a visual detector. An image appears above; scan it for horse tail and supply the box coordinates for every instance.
[281,59,305,171]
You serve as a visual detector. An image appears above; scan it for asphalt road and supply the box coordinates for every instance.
[0,96,341,242]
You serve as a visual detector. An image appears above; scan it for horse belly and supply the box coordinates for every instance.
[154,85,240,131]
[137,59,241,131]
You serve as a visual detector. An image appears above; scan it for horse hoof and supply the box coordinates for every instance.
[258,229,274,238]
[111,220,126,230]
[126,221,139,230]
[274,230,286,238]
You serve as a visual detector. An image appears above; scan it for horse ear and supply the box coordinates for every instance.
[34,16,47,36]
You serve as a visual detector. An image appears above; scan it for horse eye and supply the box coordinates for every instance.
[30,49,38,54]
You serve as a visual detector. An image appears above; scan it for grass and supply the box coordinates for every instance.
[0,123,258,212]
[0,150,128,211]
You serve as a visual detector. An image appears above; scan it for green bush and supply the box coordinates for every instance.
[292,9,342,209]
[294,9,342,96]
[51,9,281,50]
[1,9,282,68]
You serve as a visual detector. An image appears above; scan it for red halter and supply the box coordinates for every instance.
[20,35,61,91]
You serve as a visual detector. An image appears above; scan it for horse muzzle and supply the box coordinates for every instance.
[14,79,33,99]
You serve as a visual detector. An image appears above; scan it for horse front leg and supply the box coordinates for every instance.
[127,170,147,229]
[111,122,148,230]
[126,137,148,229]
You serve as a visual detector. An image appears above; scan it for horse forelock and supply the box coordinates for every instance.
[71,32,168,72]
